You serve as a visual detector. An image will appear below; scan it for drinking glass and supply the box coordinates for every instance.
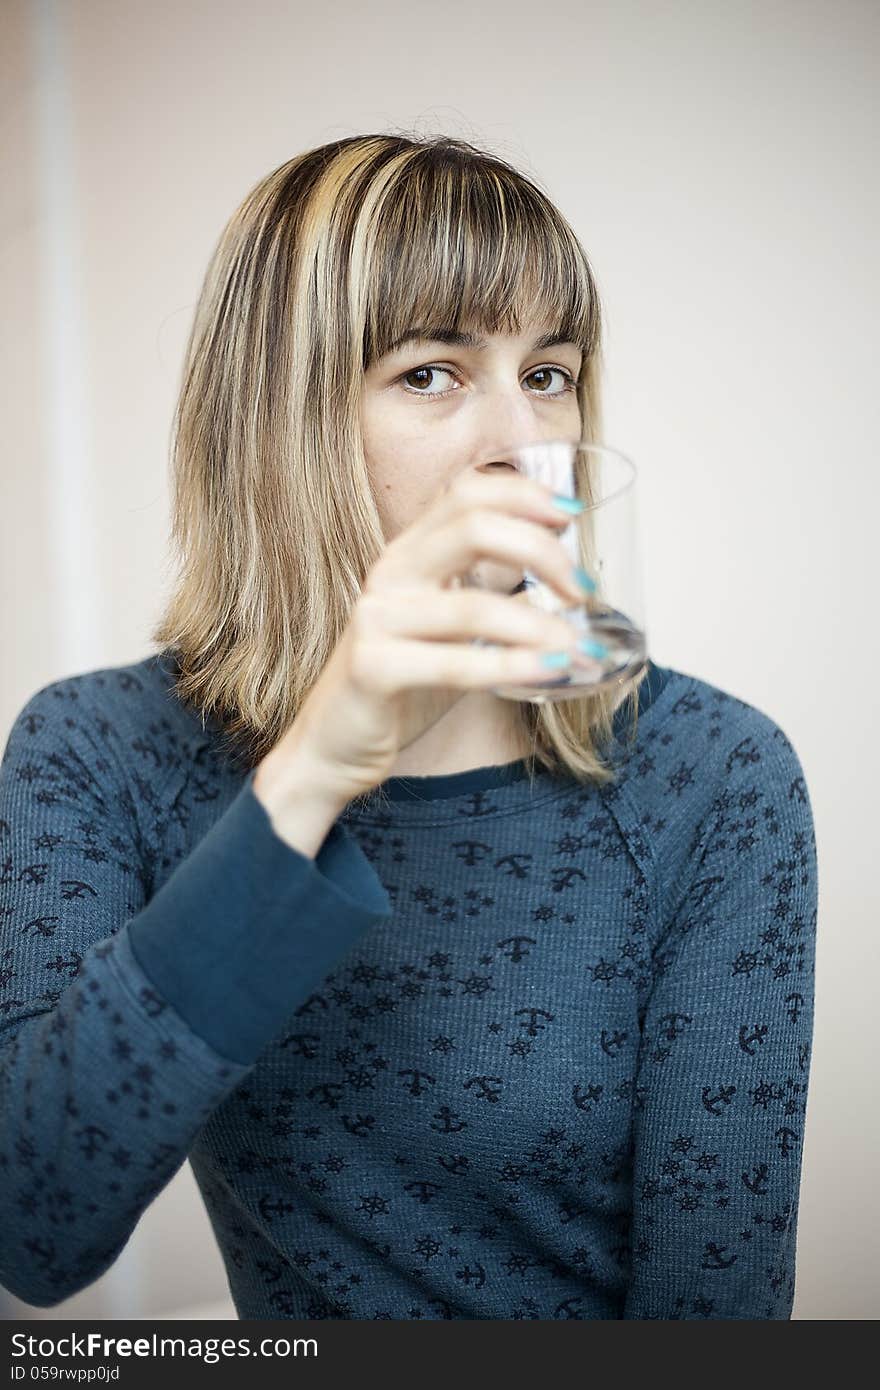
[462,440,649,703]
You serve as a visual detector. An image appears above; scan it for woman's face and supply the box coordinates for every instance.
[360,315,584,545]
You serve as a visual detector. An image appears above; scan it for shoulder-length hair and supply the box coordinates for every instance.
[151,132,646,786]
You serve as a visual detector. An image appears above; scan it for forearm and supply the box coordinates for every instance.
[0,930,251,1307]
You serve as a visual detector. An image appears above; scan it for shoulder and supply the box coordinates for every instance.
[635,661,811,794]
[5,650,176,747]
[623,664,816,923]
[2,650,209,813]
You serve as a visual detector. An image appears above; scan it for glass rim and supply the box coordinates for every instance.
[515,439,638,512]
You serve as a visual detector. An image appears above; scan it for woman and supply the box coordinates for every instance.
[0,134,817,1319]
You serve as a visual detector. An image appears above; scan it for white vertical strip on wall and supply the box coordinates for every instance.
[29,0,140,1320]
[31,0,106,672]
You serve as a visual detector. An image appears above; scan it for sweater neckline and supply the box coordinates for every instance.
[155,647,670,809]
[364,659,669,803]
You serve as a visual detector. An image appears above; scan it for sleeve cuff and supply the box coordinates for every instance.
[126,770,392,1066]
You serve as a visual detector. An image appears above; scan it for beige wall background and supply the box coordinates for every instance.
[1,0,877,1320]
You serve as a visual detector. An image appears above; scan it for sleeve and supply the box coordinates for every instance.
[622,720,819,1319]
[0,679,392,1308]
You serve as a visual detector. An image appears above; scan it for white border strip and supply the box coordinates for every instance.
[31,0,104,672]
[29,0,134,1319]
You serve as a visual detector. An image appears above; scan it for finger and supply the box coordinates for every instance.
[358,635,600,695]
[357,587,580,652]
[401,509,589,605]
[436,467,578,531]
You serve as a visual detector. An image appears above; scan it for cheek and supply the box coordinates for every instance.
[362,443,425,542]
[363,421,458,543]
[372,466,452,544]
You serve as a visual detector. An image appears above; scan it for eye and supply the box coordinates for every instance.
[524,367,576,396]
[398,364,577,399]
[401,366,458,396]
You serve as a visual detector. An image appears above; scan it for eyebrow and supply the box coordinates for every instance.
[384,329,580,356]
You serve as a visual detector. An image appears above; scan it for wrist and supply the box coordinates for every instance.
[251,745,349,859]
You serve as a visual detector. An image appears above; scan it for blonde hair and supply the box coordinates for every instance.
[150,133,647,785]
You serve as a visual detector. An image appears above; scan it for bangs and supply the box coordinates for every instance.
[360,152,600,369]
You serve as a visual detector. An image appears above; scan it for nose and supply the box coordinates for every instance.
[472,382,567,471]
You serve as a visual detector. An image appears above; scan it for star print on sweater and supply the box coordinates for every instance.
[0,651,818,1318]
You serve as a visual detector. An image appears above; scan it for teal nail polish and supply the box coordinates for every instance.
[551,494,586,514]
[573,566,597,594]
[578,637,608,659]
[541,650,572,669]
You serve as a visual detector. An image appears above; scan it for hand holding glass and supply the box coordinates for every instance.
[462,440,648,703]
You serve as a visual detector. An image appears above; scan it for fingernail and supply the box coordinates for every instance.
[578,637,608,659]
[572,566,597,594]
[551,494,586,514]
[541,650,573,669]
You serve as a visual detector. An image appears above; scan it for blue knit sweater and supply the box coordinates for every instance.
[0,651,818,1319]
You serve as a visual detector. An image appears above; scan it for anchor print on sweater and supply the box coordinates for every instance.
[0,654,817,1318]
